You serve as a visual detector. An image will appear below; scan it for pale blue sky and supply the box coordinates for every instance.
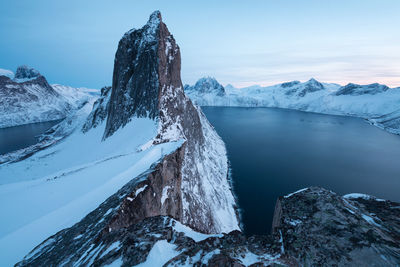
[1,0,399,88]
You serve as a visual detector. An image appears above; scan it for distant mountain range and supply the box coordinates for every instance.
[185,77,400,135]
[0,65,97,128]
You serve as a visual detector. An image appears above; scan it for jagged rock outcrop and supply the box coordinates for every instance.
[272,187,400,266]
[14,65,41,81]
[86,11,239,234]
[0,65,92,128]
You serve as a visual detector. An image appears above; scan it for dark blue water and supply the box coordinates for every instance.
[0,120,61,155]
[202,106,400,235]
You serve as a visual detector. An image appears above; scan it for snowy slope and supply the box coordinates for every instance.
[0,66,96,128]
[0,112,182,265]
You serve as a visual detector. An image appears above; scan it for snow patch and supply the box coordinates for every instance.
[344,193,385,202]
[135,240,179,267]
[284,188,308,198]
[161,185,171,205]
[172,220,222,242]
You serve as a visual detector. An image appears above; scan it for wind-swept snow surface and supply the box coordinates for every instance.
[0,115,182,265]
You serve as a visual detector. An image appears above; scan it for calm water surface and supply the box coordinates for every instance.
[202,107,400,235]
[0,120,60,155]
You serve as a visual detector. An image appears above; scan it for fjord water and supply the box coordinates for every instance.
[0,120,60,155]
[202,106,400,235]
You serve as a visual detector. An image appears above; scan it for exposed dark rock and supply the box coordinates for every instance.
[298,78,324,97]
[84,10,239,234]
[336,83,390,96]
[82,86,112,132]
[17,182,400,266]
[14,65,41,80]
[271,187,400,266]
[283,78,324,97]
[280,81,300,88]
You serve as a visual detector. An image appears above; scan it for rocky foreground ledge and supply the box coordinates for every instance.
[17,187,400,266]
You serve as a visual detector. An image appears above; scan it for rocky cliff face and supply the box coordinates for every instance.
[84,11,239,234]
[272,187,400,266]
[15,12,239,265]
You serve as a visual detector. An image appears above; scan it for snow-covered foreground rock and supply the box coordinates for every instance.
[0,65,96,128]
[185,77,400,134]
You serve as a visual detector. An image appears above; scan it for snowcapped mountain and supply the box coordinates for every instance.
[185,77,400,134]
[0,11,238,266]
[1,11,399,267]
[184,77,226,96]
[0,65,96,128]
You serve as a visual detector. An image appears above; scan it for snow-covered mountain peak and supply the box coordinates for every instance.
[185,76,226,96]
[305,77,323,87]
[14,65,41,82]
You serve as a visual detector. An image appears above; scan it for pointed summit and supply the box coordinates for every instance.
[185,77,226,96]
[104,10,181,138]
[84,11,239,234]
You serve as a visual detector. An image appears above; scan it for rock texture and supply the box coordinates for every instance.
[18,185,400,266]
[86,11,239,234]
[285,78,325,97]
[272,187,400,266]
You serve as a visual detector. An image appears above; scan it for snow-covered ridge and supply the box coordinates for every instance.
[185,77,400,134]
[0,66,97,128]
